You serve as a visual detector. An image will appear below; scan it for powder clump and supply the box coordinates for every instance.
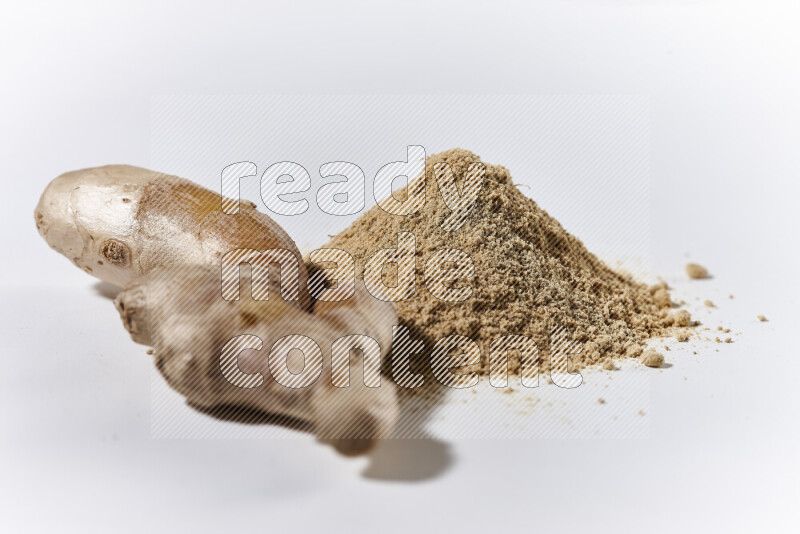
[641,350,665,368]
[686,263,709,279]
[324,149,683,374]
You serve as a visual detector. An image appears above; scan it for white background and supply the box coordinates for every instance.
[1,1,799,533]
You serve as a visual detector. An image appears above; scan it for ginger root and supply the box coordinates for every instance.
[37,164,399,454]
[35,165,310,310]
[115,264,399,456]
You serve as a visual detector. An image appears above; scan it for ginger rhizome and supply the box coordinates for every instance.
[116,264,399,456]
[34,165,402,455]
[35,164,310,310]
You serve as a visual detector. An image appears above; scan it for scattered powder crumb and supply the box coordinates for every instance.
[715,337,721,343]
[672,310,692,327]
[686,263,709,279]
[676,332,690,342]
[723,328,731,333]
[641,350,665,368]
[717,326,723,331]
[729,294,734,299]
[638,410,646,416]
[597,398,606,404]
[704,300,715,307]
[626,344,643,358]
[146,349,154,355]
[758,315,767,322]
[724,338,732,343]
[602,360,616,371]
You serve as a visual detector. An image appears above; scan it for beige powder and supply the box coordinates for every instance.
[324,149,687,375]
[641,350,665,368]
[686,263,709,279]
